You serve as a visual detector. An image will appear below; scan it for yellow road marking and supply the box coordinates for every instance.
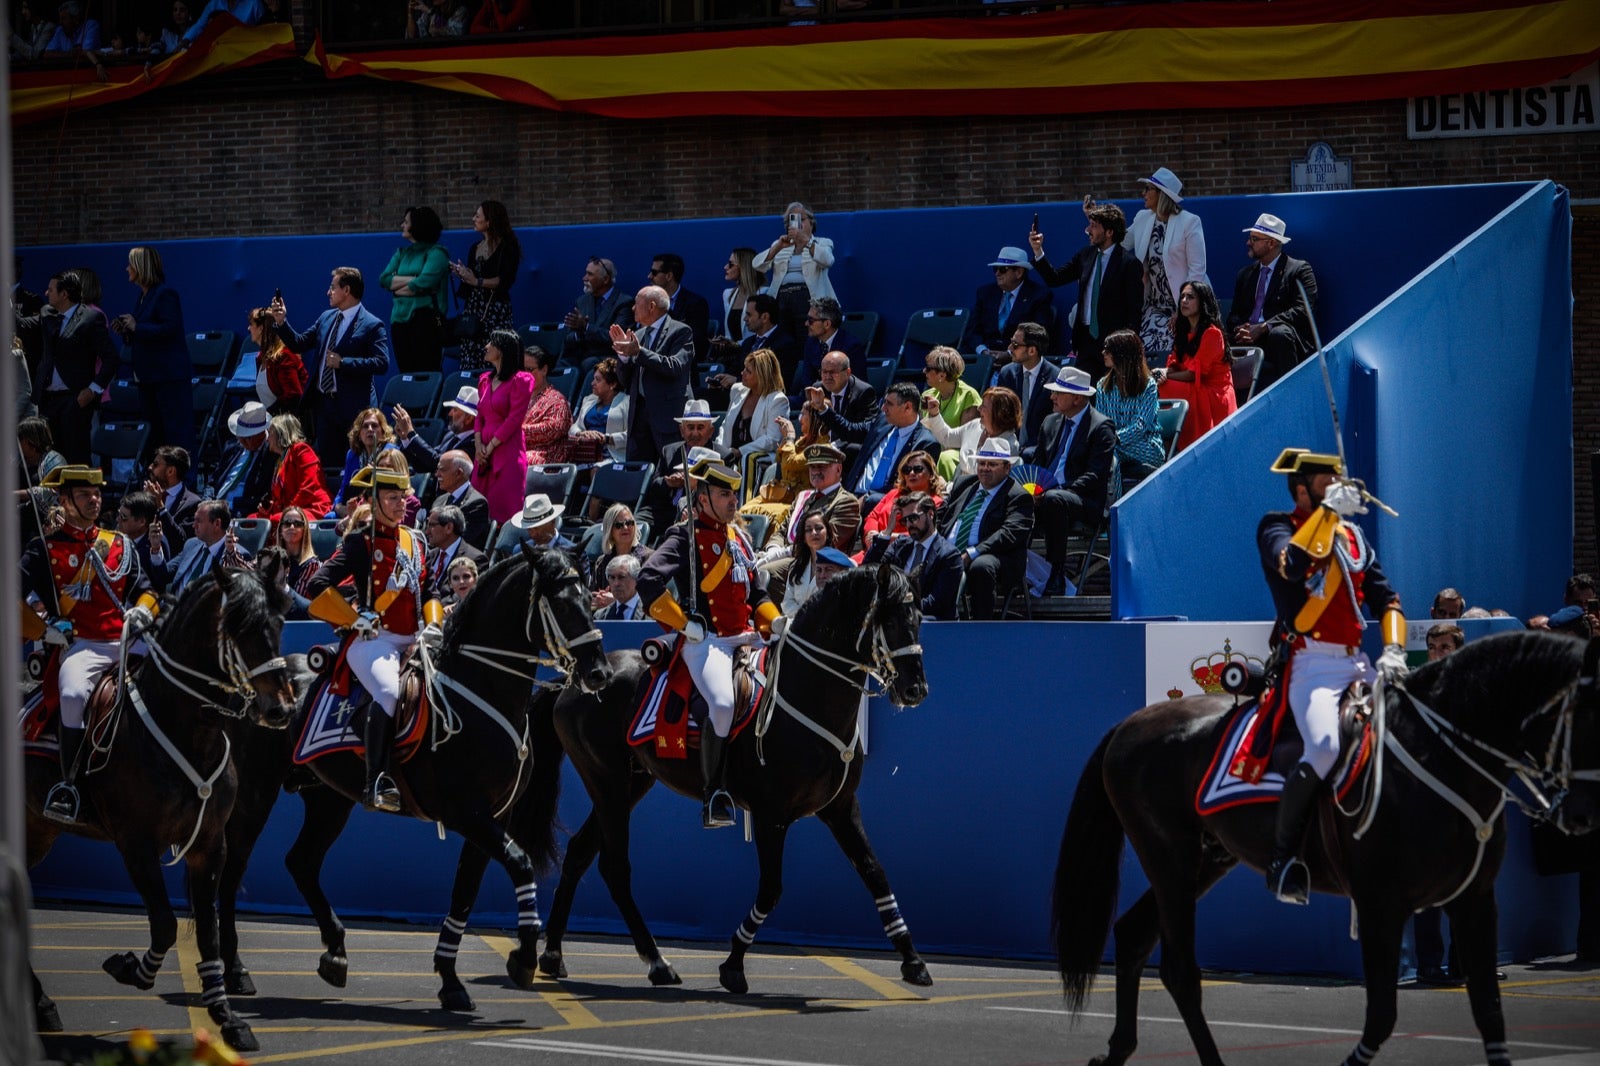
[173,920,218,1035]
[479,934,604,1029]
[813,955,925,1000]
[1500,974,1600,989]
[1500,991,1600,1003]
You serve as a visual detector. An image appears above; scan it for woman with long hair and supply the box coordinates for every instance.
[450,200,522,372]
[719,247,762,342]
[1096,329,1166,496]
[273,505,322,614]
[1159,280,1236,453]
[379,205,450,372]
[780,511,832,615]
[922,384,1021,482]
[855,450,946,563]
[247,306,306,415]
[112,245,195,458]
[473,328,535,524]
[714,347,789,475]
[332,407,400,516]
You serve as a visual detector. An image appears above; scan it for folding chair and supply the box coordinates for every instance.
[224,351,259,396]
[229,517,272,557]
[960,352,993,393]
[548,366,583,408]
[310,518,344,560]
[742,513,771,551]
[89,419,150,490]
[521,323,568,363]
[896,308,969,372]
[1156,398,1189,460]
[866,357,898,397]
[526,463,578,506]
[840,311,880,357]
[1229,347,1264,404]
[409,417,448,447]
[380,371,442,416]
[102,376,143,419]
[188,331,240,376]
[585,461,655,515]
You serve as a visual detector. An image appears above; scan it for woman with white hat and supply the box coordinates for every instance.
[1096,167,1209,361]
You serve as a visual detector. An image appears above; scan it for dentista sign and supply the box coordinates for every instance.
[1408,62,1598,139]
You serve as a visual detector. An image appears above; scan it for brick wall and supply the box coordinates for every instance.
[12,68,1599,571]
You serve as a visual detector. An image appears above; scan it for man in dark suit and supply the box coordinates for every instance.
[1226,213,1319,391]
[1029,203,1143,375]
[637,401,733,536]
[596,553,645,620]
[422,450,490,550]
[612,285,695,465]
[208,402,276,516]
[114,490,171,583]
[421,501,486,600]
[739,294,800,384]
[149,499,254,597]
[564,256,634,372]
[961,245,1056,360]
[793,297,867,390]
[393,385,476,498]
[864,490,963,621]
[821,381,941,510]
[995,321,1059,450]
[937,438,1034,620]
[271,266,392,463]
[26,270,119,464]
[651,253,712,363]
[144,445,202,548]
[1032,365,1116,596]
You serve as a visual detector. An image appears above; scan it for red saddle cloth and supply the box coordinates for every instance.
[627,640,769,759]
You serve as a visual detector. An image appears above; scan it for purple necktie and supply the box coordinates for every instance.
[1250,265,1272,324]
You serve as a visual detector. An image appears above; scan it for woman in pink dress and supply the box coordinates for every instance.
[520,344,572,465]
[473,329,536,524]
[1158,280,1236,453]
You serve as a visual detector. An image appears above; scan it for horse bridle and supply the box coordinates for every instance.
[442,559,603,691]
[139,588,291,718]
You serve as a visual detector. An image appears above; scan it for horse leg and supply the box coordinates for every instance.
[1341,899,1408,1066]
[814,793,931,987]
[101,842,178,993]
[219,776,283,996]
[284,788,355,988]
[1446,889,1510,1066]
[588,780,680,986]
[187,848,259,1052]
[449,813,545,991]
[539,811,604,980]
[718,817,790,995]
[32,964,62,1033]
[434,841,494,1012]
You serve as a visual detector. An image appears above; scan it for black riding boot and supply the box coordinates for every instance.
[1266,762,1323,905]
[42,726,86,825]
[700,729,735,829]
[362,711,402,813]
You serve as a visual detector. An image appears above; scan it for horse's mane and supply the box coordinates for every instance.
[440,545,580,653]
[159,548,288,644]
[790,564,912,648]
[1406,628,1585,727]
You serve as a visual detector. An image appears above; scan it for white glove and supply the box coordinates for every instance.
[767,613,789,641]
[682,620,706,644]
[123,605,154,636]
[1376,644,1408,682]
[351,611,380,639]
[420,623,444,648]
[43,618,74,646]
[1322,479,1367,518]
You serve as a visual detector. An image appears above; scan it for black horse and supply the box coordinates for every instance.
[416,562,932,1009]
[1052,630,1600,1066]
[27,553,298,1052]
[214,545,612,1006]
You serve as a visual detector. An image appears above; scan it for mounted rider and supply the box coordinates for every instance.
[305,465,443,813]
[1258,448,1406,905]
[636,449,782,829]
[20,466,159,825]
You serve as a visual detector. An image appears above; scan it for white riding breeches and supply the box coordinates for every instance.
[58,639,119,729]
[1288,640,1373,780]
[346,631,414,717]
[682,630,762,737]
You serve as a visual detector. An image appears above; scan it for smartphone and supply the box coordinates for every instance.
[273,287,282,303]
[787,213,802,233]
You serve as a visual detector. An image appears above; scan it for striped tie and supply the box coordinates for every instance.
[954,488,986,548]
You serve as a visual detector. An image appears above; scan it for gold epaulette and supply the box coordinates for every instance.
[307,587,360,628]
[646,590,690,633]
[1288,507,1342,559]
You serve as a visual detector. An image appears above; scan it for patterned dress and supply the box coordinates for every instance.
[1139,219,1177,359]
[456,241,519,373]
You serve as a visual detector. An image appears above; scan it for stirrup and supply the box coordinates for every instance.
[42,782,81,826]
[1267,856,1310,906]
[701,789,736,829]
[364,773,403,813]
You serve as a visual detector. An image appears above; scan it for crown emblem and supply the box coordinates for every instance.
[1189,639,1265,695]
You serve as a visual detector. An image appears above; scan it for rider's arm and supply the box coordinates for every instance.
[637,524,692,633]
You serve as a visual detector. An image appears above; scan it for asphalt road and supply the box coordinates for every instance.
[28,903,1600,1065]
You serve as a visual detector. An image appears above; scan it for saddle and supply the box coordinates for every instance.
[19,646,137,769]
[626,634,770,759]
[292,636,429,766]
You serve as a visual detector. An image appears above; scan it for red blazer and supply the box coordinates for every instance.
[264,349,307,407]
[259,440,331,521]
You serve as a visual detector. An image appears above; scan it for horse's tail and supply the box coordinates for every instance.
[1051,726,1125,1016]
[508,688,566,874]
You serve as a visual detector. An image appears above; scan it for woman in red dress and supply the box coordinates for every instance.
[1158,280,1236,453]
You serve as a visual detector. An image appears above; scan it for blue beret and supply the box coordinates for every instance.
[815,547,856,569]
[1547,605,1586,628]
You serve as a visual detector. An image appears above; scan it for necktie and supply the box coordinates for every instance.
[1087,252,1105,340]
[178,545,210,591]
[320,314,345,394]
[910,542,926,577]
[643,324,658,352]
[861,428,899,492]
[218,448,253,505]
[1251,264,1272,323]
[954,489,986,549]
[1053,419,1077,481]
[998,290,1015,327]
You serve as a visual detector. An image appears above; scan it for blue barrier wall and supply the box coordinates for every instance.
[1114,180,1573,623]
[29,618,1580,978]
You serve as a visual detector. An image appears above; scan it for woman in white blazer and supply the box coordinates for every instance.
[1116,167,1210,359]
[715,349,791,488]
[568,357,631,463]
[920,385,1023,482]
[751,200,837,338]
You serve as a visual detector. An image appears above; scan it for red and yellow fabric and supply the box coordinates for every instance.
[46,527,146,642]
[368,524,425,636]
[1289,514,1368,648]
[10,19,295,126]
[310,0,1600,119]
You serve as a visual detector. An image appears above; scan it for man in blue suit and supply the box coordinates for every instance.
[271,266,393,463]
[961,245,1055,361]
[995,321,1059,450]
[864,491,963,621]
[819,381,941,512]
[793,297,867,391]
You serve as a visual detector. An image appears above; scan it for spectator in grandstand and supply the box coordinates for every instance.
[1425,623,1464,662]
[380,205,450,373]
[443,556,478,614]
[392,387,474,498]
[1431,588,1466,619]
[637,399,731,534]
[149,499,252,597]
[426,449,490,549]
[520,344,572,465]
[714,347,789,473]
[1033,365,1115,596]
[449,200,521,373]
[16,417,65,538]
[1157,280,1235,453]
[1094,330,1164,496]
[826,381,940,509]
[649,253,711,361]
[470,0,532,33]
[994,324,1058,454]
[1226,212,1318,391]
[26,269,118,465]
[793,297,865,390]
[473,329,535,525]
[1546,605,1592,639]
[611,285,695,465]
[10,1,58,61]
[922,384,1021,483]
[961,246,1055,360]
[182,0,264,43]
[864,490,962,621]
[160,0,193,51]
[565,255,634,371]
[331,407,400,516]
[568,357,628,464]
[1031,200,1143,375]
[421,502,483,601]
[145,445,200,542]
[719,247,762,344]
[273,504,321,611]
[257,413,331,522]
[501,492,574,557]
[44,1,99,53]
[740,409,822,538]
[1122,167,1209,360]
[1565,573,1598,620]
[731,293,800,386]
[271,266,392,462]
[760,441,860,565]
[753,201,837,341]
[588,502,650,599]
[114,491,169,579]
[937,437,1034,619]
[780,512,835,615]
[111,246,195,460]
[404,0,468,38]
[920,346,981,430]
[856,450,945,563]
[802,350,876,462]
[596,554,644,620]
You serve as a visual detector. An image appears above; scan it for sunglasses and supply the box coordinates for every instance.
[613,519,636,527]
[280,520,306,527]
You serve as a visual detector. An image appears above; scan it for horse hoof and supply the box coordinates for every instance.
[102,952,155,990]
[36,1000,63,1032]
[901,960,933,987]
[317,952,348,988]
[438,986,476,1013]
[647,961,682,986]
[537,951,567,979]
[221,1021,259,1053]
[506,953,536,990]
[225,965,257,997]
[718,962,748,995]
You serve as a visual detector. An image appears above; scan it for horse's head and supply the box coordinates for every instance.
[219,547,298,729]
[522,542,613,694]
[812,564,927,707]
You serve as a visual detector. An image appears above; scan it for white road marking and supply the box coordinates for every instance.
[475,1039,855,1065]
[986,1006,1595,1052]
